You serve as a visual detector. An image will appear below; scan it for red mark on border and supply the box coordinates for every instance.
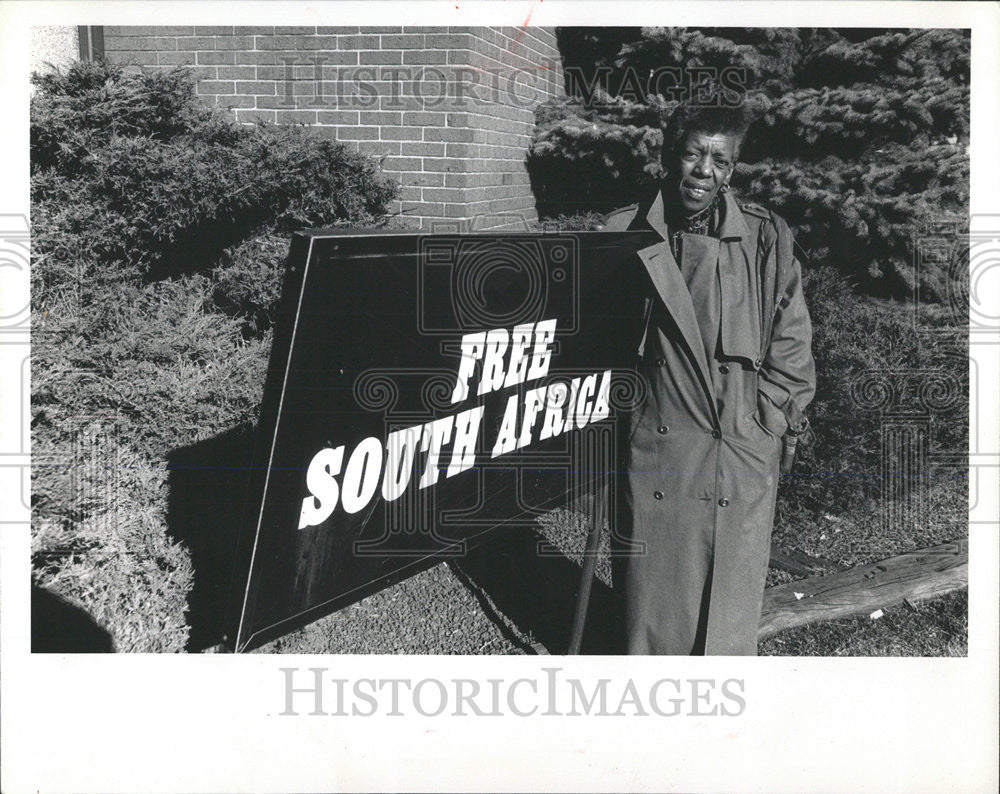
[513,0,542,47]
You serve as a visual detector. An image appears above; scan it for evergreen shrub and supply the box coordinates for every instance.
[31,60,398,650]
[530,28,970,300]
[31,60,398,292]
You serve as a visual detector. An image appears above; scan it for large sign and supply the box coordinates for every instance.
[232,229,654,651]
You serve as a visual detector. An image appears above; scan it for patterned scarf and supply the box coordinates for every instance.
[668,192,722,258]
[682,193,721,235]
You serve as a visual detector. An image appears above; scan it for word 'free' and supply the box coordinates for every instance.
[450,319,557,404]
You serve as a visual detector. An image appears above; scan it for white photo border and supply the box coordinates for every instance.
[1,3,997,792]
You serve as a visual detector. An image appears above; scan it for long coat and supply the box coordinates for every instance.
[603,188,816,655]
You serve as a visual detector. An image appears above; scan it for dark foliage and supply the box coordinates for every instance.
[31,60,398,292]
[30,60,398,651]
[532,28,969,299]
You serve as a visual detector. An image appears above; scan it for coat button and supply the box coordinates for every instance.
[718,498,730,507]
[718,364,730,374]
[653,490,664,500]
[711,429,722,439]
[656,357,666,367]
[657,425,669,434]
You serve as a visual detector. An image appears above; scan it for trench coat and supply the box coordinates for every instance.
[602,188,816,655]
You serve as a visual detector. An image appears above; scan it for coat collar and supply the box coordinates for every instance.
[633,186,750,243]
[642,188,670,240]
[630,188,762,400]
[631,187,717,422]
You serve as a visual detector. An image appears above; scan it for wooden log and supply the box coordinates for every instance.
[758,540,968,639]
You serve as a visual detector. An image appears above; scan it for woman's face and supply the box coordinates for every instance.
[671,130,739,215]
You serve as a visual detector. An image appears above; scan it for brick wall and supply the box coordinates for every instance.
[102,26,565,230]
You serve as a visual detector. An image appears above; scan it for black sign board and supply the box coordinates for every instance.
[232,229,654,651]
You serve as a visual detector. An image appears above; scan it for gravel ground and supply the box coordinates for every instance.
[256,508,602,654]
[257,561,525,654]
[254,507,966,655]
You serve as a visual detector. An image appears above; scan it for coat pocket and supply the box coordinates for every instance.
[756,389,789,440]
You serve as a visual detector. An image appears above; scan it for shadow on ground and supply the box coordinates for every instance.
[451,526,626,655]
[32,584,114,652]
[166,425,257,652]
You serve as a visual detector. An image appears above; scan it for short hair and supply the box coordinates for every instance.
[664,101,751,161]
